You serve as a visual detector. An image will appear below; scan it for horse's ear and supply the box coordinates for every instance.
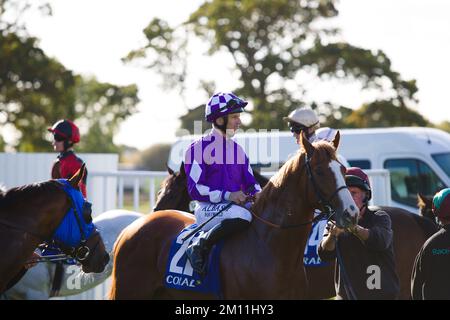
[417,193,431,206]
[300,131,315,157]
[179,162,186,177]
[332,130,340,150]
[167,166,174,175]
[417,193,426,203]
[69,163,86,189]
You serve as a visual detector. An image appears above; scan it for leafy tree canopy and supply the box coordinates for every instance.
[126,0,427,132]
[0,0,139,152]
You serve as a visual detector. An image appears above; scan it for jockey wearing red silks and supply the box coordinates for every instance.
[184,92,261,276]
[48,119,87,198]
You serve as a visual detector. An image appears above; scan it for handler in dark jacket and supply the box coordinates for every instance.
[411,188,450,300]
[318,167,400,300]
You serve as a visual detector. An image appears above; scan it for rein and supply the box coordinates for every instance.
[251,209,335,229]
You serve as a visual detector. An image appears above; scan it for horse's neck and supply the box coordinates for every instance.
[248,192,314,265]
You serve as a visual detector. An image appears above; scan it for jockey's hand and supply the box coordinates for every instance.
[229,191,247,204]
[248,192,261,203]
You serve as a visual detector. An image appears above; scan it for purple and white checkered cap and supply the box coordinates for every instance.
[205,92,248,122]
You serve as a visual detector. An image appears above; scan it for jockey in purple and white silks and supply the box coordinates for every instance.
[184,92,261,276]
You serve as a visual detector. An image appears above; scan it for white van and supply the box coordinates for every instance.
[338,127,450,212]
[168,127,450,213]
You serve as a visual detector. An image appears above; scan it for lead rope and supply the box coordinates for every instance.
[335,237,358,300]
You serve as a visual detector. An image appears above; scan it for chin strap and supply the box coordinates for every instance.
[213,116,228,134]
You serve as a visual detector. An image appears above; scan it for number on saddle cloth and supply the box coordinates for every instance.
[164,224,224,298]
[304,217,330,267]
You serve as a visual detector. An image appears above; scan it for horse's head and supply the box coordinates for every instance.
[153,163,191,212]
[417,193,435,222]
[300,131,359,228]
[53,165,109,273]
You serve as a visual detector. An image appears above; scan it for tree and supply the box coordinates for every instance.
[344,101,429,128]
[73,76,139,153]
[178,104,208,134]
[138,143,172,171]
[0,32,76,151]
[125,0,419,131]
[0,0,139,152]
[436,121,450,134]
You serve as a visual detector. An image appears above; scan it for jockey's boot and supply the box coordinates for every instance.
[186,218,249,276]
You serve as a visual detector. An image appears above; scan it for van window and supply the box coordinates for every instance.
[347,160,371,170]
[384,159,446,207]
[432,152,450,179]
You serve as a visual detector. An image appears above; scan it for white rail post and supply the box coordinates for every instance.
[150,177,156,212]
[102,176,108,212]
[133,178,140,211]
[118,177,124,208]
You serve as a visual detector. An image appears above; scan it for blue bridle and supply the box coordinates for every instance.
[48,179,96,260]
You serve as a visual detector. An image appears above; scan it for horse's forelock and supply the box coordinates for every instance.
[312,140,337,163]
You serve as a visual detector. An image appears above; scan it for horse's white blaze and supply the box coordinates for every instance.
[330,160,359,218]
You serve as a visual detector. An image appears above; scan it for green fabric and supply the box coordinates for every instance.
[433,188,450,210]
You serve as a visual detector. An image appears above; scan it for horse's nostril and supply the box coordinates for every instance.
[350,205,356,211]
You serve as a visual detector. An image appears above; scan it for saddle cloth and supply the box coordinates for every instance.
[304,218,330,267]
[164,224,223,298]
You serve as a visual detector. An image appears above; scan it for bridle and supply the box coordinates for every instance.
[40,180,96,263]
[251,154,348,229]
[0,181,97,264]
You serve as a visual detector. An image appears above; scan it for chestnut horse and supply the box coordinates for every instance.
[153,162,336,299]
[109,132,359,299]
[152,164,439,300]
[0,165,109,293]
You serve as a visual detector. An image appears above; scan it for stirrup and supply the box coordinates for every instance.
[186,246,208,276]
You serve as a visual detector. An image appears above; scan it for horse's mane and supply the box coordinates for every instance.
[0,180,58,207]
[252,140,337,214]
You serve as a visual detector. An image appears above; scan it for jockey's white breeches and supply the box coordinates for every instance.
[194,201,252,231]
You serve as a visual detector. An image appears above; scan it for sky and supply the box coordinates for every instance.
[21,0,450,150]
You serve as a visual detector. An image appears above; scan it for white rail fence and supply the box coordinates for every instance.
[87,170,167,214]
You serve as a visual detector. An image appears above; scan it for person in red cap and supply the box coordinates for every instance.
[48,119,87,197]
[318,167,399,299]
[411,188,450,299]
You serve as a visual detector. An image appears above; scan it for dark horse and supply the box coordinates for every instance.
[417,193,437,224]
[153,161,439,300]
[0,165,109,293]
[110,132,360,299]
